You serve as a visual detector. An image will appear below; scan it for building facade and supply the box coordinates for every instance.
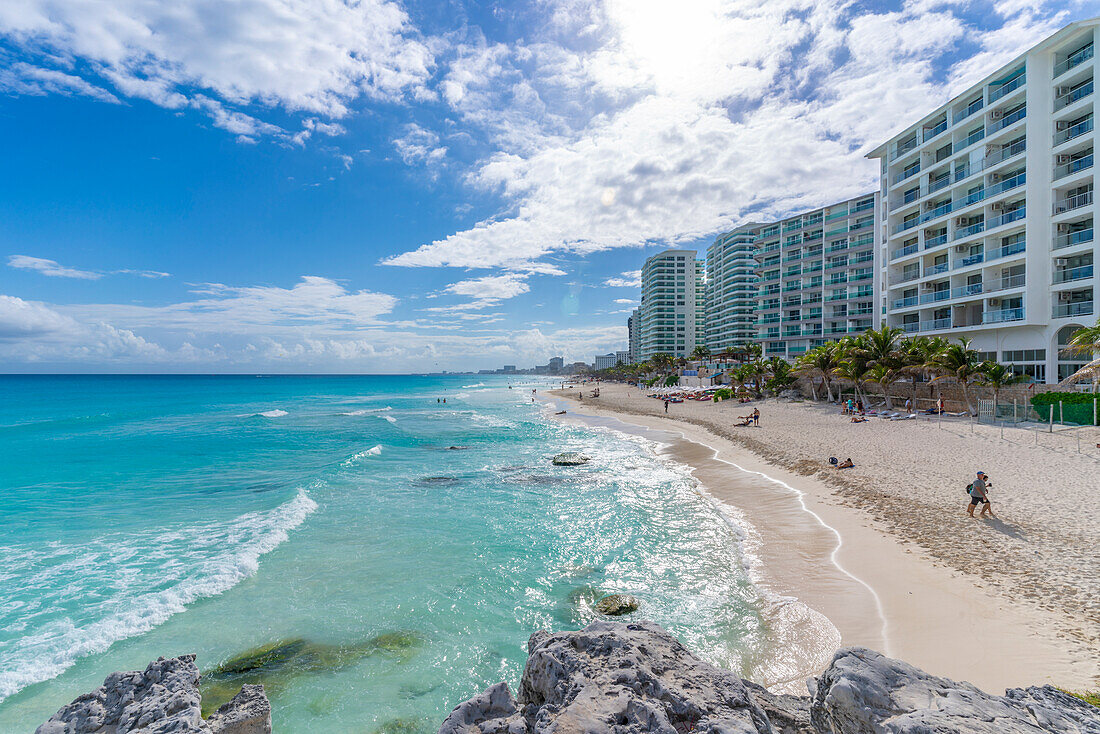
[750,193,880,359]
[637,249,706,361]
[594,351,631,370]
[627,308,640,364]
[705,224,760,354]
[869,20,1099,383]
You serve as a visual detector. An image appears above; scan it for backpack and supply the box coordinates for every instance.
[965,482,974,495]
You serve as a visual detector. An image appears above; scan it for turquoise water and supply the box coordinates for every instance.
[0,375,774,732]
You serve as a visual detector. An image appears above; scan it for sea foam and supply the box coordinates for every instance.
[0,490,317,703]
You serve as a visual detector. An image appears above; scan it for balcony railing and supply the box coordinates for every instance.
[984,240,1026,263]
[956,127,986,151]
[1054,116,1093,146]
[1055,79,1093,111]
[1053,264,1094,284]
[893,166,922,185]
[926,119,948,139]
[987,171,1026,197]
[986,206,1026,229]
[989,72,1025,103]
[984,307,1025,324]
[1054,189,1094,214]
[926,262,950,276]
[892,138,919,161]
[921,317,953,331]
[1054,154,1094,180]
[924,234,949,249]
[919,289,951,305]
[956,100,984,123]
[951,282,985,299]
[958,252,984,267]
[1054,44,1094,79]
[988,106,1026,132]
[1053,301,1094,318]
[1053,227,1094,250]
[954,221,985,240]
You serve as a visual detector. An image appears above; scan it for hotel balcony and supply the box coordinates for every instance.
[1053,226,1094,250]
[1053,300,1094,318]
[1054,42,1094,79]
[1053,264,1094,284]
[983,307,1025,324]
[1054,189,1094,215]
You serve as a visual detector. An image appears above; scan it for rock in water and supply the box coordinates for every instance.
[35,655,271,734]
[551,452,589,466]
[594,593,638,616]
[810,647,1100,733]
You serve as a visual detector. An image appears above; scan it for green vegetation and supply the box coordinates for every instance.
[1030,391,1100,425]
[1062,689,1100,707]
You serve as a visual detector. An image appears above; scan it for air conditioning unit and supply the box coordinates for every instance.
[956,245,970,252]
[1056,258,1069,266]
[1059,292,1073,302]
[1057,154,1073,164]
[990,298,1001,306]
[955,217,970,227]
[1057,223,1070,233]
[990,202,1004,211]
[991,109,1004,120]
[922,282,936,290]
[989,173,1001,183]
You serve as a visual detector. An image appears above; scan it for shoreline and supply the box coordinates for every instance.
[546,385,1099,693]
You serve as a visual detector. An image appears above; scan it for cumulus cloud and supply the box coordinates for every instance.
[0,0,432,138]
[393,122,448,166]
[385,0,1074,272]
[604,270,642,288]
[613,298,635,304]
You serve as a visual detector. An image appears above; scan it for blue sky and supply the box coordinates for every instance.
[0,0,1095,372]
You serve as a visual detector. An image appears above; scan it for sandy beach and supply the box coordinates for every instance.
[547,383,1100,693]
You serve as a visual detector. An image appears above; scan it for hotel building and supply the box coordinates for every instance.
[627,308,640,364]
[704,224,760,354]
[637,249,706,361]
[868,20,1099,383]
[736,193,880,359]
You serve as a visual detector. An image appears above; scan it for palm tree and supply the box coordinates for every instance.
[744,360,769,398]
[765,356,795,396]
[865,363,901,408]
[976,362,1026,407]
[832,352,872,404]
[691,345,711,361]
[795,344,840,402]
[650,353,674,375]
[1059,319,1100,392]
[931,338,983,414]
[859,325,904,367]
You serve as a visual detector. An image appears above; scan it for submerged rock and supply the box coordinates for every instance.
[594,593,639,616]
[36,655,271,734]
[551,452,589,466]
[201,631,426,714]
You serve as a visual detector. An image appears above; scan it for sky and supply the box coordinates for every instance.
[0,0,1096,373]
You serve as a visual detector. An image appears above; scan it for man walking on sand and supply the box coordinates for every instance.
[752,407,760,426]
[664,399,669,413]
[967,471,994,518]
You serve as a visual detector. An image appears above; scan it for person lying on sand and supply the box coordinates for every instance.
[836,458,854,469]
[850,415,867,423]
[734,416,753,427]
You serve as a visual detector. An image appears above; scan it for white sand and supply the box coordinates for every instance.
[548,383,1100,692]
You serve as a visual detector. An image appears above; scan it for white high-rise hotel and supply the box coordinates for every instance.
[637,250,706,361]
[869,19,1099,383]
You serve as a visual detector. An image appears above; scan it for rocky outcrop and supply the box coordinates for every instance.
[594,593,639,616]
[810,647,1100,733]
[440,620,1100,734]
[36,655,271,734]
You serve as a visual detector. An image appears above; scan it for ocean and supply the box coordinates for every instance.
[0,375,790,731]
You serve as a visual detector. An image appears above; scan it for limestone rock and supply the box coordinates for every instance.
[810,647,1100,733]
[593,593,639,616]
[36,655,208,734]
[438,682,528,734]
[206,685,272,734]
[36,655,272,734]
[518,620,773,733]
[551,452,589,466]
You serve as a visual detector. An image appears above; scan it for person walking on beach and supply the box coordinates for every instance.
[664,399,669,413]
[905,398,912,414]
[752,408,760,426]
[967,471,994,518]
[937,396,945,414]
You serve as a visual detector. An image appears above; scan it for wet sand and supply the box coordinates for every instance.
[546,385,1100,693]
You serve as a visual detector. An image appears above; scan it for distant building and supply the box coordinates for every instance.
[638,249,706,361]
[593,352,628,370]
[548,356,564,374]
[501,365,517,373]
[627,308,640,363]
[568,361,590,374]
[705,224,760,355]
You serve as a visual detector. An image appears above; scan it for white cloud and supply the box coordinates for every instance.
[393,122,448,166]
[604,270,641,288]
[444,273,529,300]
[384,0,1075,273]
[8,255,101,280]
[0,62,120,103]
[613,298,635,304]
[8,255,172,280]
[0,0,432,137]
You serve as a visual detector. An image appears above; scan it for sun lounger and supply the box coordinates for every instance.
[890,413,916,421]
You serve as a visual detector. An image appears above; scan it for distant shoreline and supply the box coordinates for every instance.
[546,383,1100,692]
